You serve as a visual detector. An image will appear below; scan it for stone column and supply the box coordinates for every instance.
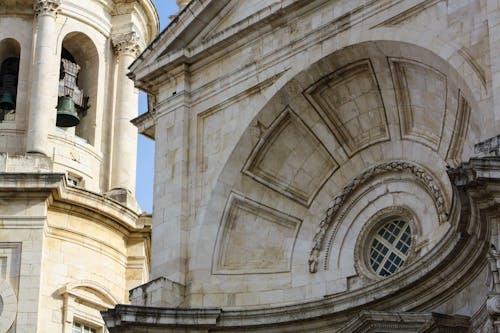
[110,33,140,194]
[27,0,60,155]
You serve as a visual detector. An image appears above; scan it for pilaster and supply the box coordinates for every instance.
[110,32,141,194]
[150,65,191,289]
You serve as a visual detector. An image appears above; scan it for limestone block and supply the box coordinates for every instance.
[129,277,185,307]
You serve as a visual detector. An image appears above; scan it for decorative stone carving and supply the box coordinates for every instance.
[338,311,470,333]
[33,0,61,17]
[446,92,471,166]
[305,59,389,156]
[308,160,448,273]
[475,135,500,157]
[243,108,337,206]
[487,249,500,332]
[213,192,302,274]
[389,58,447,151]
[112,32,141,58]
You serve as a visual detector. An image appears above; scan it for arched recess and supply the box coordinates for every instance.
[0,38,20,122]
[59,32,99,146]
[186,39,486,308]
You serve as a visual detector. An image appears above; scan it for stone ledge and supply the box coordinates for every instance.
[0,152,53,173]
[338,311,470,333]
[102,305,221,329]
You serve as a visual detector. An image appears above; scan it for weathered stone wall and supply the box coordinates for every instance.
[0,1,158,332]
[0,0,158,194]
[132,0,493,311]
[108,0,500,331]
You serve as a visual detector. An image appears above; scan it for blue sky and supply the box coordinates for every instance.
[135,1,179,212]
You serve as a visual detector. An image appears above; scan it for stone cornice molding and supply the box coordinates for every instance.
[0,172,146,231]
[338,311,469,333]
[103,305,222,329]
[59,280,119,309]
[112,32,141,58]
[33,0,61,17]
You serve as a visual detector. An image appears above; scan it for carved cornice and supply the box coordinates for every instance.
[308,160,449,273]
[338,311,469,333]
[112,32,141,58]
[33,0,60,17]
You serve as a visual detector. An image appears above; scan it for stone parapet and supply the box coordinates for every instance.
[129,276,185,307]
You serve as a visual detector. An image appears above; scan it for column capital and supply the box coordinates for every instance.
[112,32,141,58]
[34,0,61,17]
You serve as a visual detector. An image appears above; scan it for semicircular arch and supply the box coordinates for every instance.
[188,38,486,307]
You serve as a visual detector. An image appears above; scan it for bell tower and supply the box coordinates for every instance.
[0,1,159,332]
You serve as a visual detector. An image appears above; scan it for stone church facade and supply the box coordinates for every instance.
[102,0,500,332]
[0,0,158,332]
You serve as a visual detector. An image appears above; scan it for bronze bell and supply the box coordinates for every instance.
[0,57,19,110]
[0,91,15,110]
[56,96,80,127]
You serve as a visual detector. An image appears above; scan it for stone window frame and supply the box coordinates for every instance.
[72,320,98,333]
[354,206,422,281]
[66,172,83,187]
[369,219,412,277]
[59,281,118,333]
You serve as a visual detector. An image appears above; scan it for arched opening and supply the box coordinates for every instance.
[0,38,20,122]
[59,32,99,145]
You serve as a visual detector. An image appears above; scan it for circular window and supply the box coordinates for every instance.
[369,219,412,277]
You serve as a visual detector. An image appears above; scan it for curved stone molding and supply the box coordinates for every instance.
[338,311,469,333]
[59,280,119,309]
[33,0,61,17]
[0,279,17,333]
[104,157,497,332]
[446,91,471,167]
[112,32,141,58]
[243,108,337,206]
[305,59,389,156]
[213,192,302,274]
[308,161,448,273]
[389,58,447,151]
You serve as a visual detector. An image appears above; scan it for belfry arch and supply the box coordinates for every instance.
[59,31,100,145]
[0,38,20,121]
